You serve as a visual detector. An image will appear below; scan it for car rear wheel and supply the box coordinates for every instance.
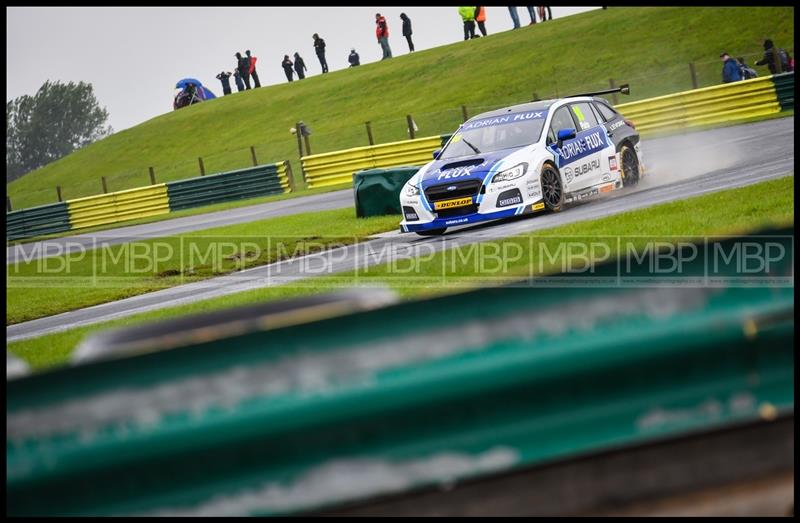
[620,144,641,187]
[416,228,447,236]
[541,164,564,212]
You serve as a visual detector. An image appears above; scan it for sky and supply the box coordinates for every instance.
[6,6,599,132]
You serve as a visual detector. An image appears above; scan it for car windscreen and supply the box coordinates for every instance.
[440,110,548,160]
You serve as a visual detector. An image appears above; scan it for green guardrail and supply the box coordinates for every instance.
[166,163,287,212]
[7,230,794,516]
[353,165,420,218]
[5,201,71,242]
[772,71,794,111]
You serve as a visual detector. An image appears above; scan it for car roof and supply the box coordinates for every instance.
[466,97,597,123]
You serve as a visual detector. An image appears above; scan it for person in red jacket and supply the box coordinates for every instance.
[475,6,488,37]
[246,50,260,88]
[375,12,392,60]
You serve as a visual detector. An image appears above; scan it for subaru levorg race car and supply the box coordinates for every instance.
[400,88,644,235]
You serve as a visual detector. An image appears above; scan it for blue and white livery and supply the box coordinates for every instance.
[399,96,645,235]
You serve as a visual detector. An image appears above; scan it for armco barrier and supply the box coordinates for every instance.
[615,74,786,134]
[166,162,292,212]
[7,230,793,516]
[302,135,450,189]
[6,202,71,242]
[67,184,170,230]
[6,162,293,241]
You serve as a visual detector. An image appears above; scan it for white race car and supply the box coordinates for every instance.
[400,88,645,235]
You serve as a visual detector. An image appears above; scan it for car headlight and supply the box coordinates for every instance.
[491,163,528,183]
[405,184,420,197]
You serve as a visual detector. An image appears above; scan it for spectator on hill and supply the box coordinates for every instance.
[525,6,537,25]
[313,33,329,73]
[376,13,392,60]
[216,71,232,96]
[755,39,793,74]
[233,69,245,92]
[507,7,520,29]
[475,6,488,37]
[459,6,477,40]
[348,48,361,67]
[246,50,260,88]
[235,52,251,89]
[720,52,742,83]
[538,6,552,21]
[294,52,307,79]
[282,55,295,82]
[737,57,758,80]
[400,13,414,52]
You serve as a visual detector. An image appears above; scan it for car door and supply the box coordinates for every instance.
[564,101,614,190]
[546,104,606,192]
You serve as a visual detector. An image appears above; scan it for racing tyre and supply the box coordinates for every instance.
[541,164,564,212]
[620,144,641,187]
[416,228,447,236]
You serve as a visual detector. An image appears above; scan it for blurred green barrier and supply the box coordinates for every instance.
[166,162,291,212]
[6,237,794,514]
[353,166,420,218]
[302,135,449,189]
[6,201,71,241]
[616,74,786,134]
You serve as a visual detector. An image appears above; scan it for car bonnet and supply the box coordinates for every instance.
[418,146,527,190]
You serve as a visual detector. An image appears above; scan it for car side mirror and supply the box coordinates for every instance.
[556,128,576,149]
[432,149,442,160]
[557,128,576,141]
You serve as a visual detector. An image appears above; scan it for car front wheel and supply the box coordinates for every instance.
[541,164,564,212]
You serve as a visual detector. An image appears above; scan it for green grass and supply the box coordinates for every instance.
[7,207,399,324]
[7,7,794,209]
[8,175,793,371]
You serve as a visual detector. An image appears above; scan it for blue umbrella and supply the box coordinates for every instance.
[175,78,203,88]
[198,86,217,100]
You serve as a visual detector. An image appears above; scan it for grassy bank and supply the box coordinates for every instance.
[7,6,793,209]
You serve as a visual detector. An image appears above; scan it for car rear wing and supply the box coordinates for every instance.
[564,83,630,98]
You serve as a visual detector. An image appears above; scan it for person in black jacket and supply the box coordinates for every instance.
[216,71,232,95]
[400,13,414,52]
[281,55,294,82]
[235,52,251,89]
[233,69,244,92]
[313,33,328,73]
[755,39,791,74]
[294,52,307,79]
[348,48,360,67]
